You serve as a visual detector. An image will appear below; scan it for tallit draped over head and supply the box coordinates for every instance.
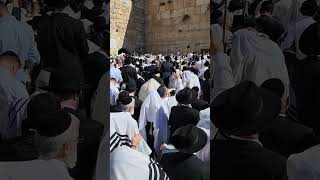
[139,91,170,156]
[230,28,289,99]
[138,78,161,102]
[110,112,152,155]
[195,108,213,162]
[181,70,201,94]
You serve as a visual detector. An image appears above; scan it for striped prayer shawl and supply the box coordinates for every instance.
[110,146,169,180]
[110,132,131,152]
[148,157,169,180]
[5,97,31,138]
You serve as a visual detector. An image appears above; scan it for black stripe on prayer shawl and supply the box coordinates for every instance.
[148,157,168,180]
[9,97,31,128]
[8,98,24,120]
[148,158,154,180]
[110,132,132,152]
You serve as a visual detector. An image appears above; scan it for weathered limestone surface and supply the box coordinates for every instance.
[110,0,210,55]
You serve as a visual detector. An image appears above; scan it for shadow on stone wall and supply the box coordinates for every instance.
[122,0,145,54]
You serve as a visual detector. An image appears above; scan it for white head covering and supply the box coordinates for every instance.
[287,145,320,180]
[138,78,161,102]
[181,70,201,96]
[110,146,169,180]
[230,29,289,99]
[139,91,169,156]
[195,108,215,162]
[111,112,152,155]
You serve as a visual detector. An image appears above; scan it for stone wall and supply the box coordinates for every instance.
[110,0,145,55]
[110,0,210,55]
[145,0,210,54]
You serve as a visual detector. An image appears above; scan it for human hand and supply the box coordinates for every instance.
[131,133,142,148]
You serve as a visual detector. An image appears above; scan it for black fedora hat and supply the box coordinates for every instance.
[211,81,281,136]
[176,87,197,105]
[39,67,90,92]
[25,93,71,137]
[299,21,320,56]
[171,125,207,154]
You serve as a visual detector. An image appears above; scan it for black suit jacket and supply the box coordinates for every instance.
[161,62,174,73]
[121,65,138,84]
[212,139,287,180]
[295,56,320,134]
[161,152,209,180]
[260,115,315,157]
[63,108,104,180]
[38,13,88,71]
[169,106,200,134]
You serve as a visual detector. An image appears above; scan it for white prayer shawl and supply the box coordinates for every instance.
[195,108,212,162]
[138,78,161,102]
[198,67,209,80]
[230,29,290,99]
[168,76,184,92]
[0,159,73,180]
[110,146,169,180]
[281,16,316,60]
[94,131,108,180]
[139,91,170,156]
[162,96,178,115]
[287,145,320,180]
[210,24,233,51]
[110,112,152,155]
[273,0,293,29]
[0,68,29,139]
[181,70,201,94]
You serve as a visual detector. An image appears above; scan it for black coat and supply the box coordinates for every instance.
[211,139,287,180]
[63,108,104,180]
[161,62,174,79]
[38,13,88,72]
[121,65,138,84]
[160,153,209,180]
[260,115,315,157]
[169,106,200,135]
[295,56,320,134]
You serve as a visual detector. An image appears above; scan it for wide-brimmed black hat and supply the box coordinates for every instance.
[300,0,318,16]
[149,67,161,75]
[171,125,207,154]
[39,67,90,92]
[299,21,320,56]
[25,93,71,137]
[176,87,197,104]
[211,81,281,136]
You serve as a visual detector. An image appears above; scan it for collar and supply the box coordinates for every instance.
[216,132,263,147]
[0,15,16,23]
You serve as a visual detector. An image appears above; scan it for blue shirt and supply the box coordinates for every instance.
[0,16,40,82]
[110,65,123,83]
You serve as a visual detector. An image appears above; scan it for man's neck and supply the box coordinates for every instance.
[61,100,77,110]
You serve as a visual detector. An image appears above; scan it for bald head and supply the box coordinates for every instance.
[0,51,20,75]
[0,2,9,17]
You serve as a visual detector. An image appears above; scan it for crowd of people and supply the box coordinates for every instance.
[0,0,108,179]
[109,50,211,180]
[211,0,320,179]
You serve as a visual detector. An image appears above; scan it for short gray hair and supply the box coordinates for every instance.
[121,97,135,112]
[35,114,80,167]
